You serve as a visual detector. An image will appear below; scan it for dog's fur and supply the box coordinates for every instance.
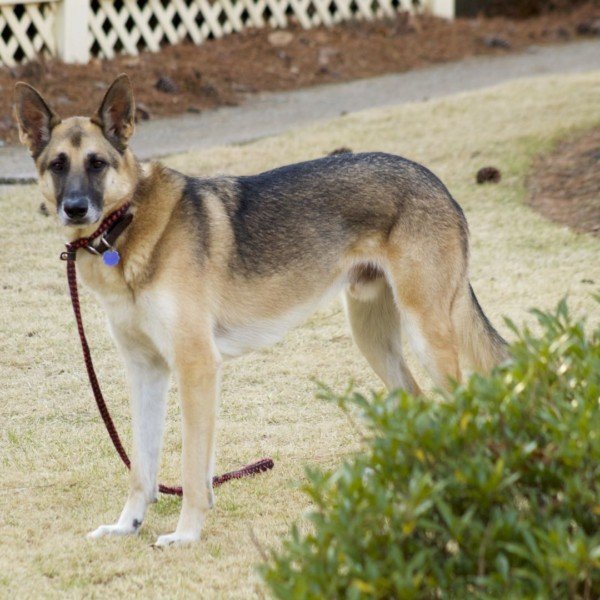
[15,75,507,546]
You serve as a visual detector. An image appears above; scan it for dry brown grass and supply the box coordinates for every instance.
[1,71,599,598]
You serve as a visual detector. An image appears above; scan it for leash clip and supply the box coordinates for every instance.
[60,247,77,262]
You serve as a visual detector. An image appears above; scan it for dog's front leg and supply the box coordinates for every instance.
[154,342,220,547]
[88,349,170,539]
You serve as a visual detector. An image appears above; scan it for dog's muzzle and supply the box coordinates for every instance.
[60,195,101,226]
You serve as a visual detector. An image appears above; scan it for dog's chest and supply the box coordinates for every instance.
[77,253,125,295]
[103,289,176,362]
[78,258,174,361]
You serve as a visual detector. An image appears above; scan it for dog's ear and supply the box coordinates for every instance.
[93,74,135,152]
[14,82,61,157]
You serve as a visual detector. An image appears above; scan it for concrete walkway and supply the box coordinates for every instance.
[2,39,599,184]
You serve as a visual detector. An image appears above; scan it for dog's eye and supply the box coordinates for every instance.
[89,158,107,171]
[49,158,66,173]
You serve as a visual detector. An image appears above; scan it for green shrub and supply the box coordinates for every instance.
[262,301,600,599]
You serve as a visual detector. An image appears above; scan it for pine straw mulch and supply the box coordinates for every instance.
[528,127,600,237]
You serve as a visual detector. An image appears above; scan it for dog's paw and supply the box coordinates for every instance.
[152,532,199,548]
[86,523,140,539]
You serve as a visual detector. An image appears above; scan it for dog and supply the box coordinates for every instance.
[14,74,507,546]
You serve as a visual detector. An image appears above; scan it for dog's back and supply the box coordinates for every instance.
[186,152,468,278]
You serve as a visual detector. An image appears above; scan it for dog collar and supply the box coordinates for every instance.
[60,203,133,266]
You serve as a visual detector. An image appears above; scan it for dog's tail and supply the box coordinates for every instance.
[452,282,509,374]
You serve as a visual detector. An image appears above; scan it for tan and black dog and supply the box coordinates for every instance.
[15,75,507,546]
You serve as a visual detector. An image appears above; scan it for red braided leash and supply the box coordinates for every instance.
[61,203,274,495]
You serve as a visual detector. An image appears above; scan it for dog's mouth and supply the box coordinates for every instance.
[62,217,96,227]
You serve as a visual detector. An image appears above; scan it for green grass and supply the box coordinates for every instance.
[0,71,598,598]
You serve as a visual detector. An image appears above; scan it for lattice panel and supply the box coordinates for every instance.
[0,1,58,67]
[0,0,417,66]
[89,0,413,59]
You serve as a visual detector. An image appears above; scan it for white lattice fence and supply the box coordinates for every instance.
[0,0,454,66]
[0,0,58,67]
[89,0,414,59]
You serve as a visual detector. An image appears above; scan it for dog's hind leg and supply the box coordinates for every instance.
[386,239,463,392]
[345,267,421,395]
[87,347,170,539]
[400,305,460,392]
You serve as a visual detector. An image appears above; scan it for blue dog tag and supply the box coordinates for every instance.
[102,249,120,267]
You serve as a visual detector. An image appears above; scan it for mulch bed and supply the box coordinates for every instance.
[528,127,600,237]
[2,2,599,145]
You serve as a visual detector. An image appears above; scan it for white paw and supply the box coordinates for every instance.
[86,523,139,539]
[153,532,199,548]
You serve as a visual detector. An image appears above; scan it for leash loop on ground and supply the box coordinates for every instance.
[62,204,274,496]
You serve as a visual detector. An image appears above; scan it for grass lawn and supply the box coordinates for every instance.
[1,71,598,598]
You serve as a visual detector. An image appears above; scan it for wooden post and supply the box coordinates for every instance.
[54,0,91,63]
[427,0,455,19]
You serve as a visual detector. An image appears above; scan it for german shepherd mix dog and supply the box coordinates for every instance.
[15,75,507,546]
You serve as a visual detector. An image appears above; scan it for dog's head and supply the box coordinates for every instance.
[14,74,138,227]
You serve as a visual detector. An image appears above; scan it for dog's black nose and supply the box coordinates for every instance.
[63,196,89,219]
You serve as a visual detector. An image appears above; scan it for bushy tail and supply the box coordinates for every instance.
[452,283,509,374]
